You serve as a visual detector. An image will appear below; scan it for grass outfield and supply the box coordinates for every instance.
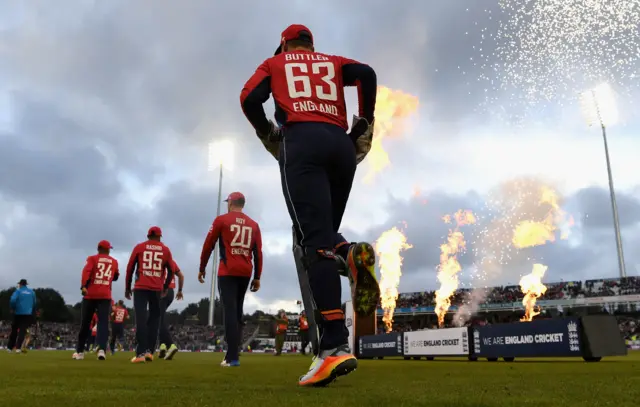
[0,351,637,407]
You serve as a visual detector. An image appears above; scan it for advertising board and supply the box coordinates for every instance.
[472,318,582,358]
[403,328,469,356]
[358,333,403,358]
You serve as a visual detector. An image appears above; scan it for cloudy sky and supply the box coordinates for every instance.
[1,1,639,313]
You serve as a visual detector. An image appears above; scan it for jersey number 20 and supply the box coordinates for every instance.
[230,224,253,249]
[285,62,337,101]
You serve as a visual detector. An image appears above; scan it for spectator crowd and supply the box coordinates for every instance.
[0,321,223,351]
[392,276,640,309]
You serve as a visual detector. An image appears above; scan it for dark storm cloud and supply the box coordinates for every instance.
[340,0,503,122]
[572,186,640,229]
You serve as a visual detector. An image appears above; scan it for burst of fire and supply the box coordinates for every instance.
[434,210,476,327]
[519,263,548,322]
[375,227,412,333]
[362,86,419,184]
[512,186,573,248]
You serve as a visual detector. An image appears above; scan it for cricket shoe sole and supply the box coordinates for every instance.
[347,242,380,317]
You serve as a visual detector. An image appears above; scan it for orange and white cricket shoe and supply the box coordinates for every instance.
[298,344,357,387]
[144,352,154,362]
[131,355,146,364]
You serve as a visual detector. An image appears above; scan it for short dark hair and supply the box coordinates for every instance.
[229,198,246,208]
[286,39,313,50]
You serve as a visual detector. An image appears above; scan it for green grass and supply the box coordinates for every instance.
[1,351,638,407]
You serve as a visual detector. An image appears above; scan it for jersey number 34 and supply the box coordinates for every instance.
[285,62,337,101]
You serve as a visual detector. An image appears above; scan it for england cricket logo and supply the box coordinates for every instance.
[567,321,580,352]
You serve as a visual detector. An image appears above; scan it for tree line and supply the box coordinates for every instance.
[0,287,270,326]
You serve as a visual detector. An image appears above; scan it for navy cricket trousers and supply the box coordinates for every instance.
[159,288,175,347]
[219,275,250,362]
[279,122,356,350]
[133,289,162,356]
[76,299,110,353]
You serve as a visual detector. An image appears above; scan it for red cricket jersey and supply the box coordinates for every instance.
[81,254,119,300]
[167,260,179,289]
[299,315,309,331]
[111,306,128,324]
[199,212,263,279]
[240,51,373,131]
[126,240,174,292]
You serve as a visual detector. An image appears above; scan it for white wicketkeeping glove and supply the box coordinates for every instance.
[348,115,374,164]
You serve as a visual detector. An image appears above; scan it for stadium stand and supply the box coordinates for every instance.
[2,276,639,351]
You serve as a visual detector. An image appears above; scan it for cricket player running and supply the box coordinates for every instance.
[126,226,175,364]
[199,192,263,367]
[158,259,184,360]
[73,240,119,360]
[240,24,379,386]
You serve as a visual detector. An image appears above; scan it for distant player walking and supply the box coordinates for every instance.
[126,226,175,364]
[7,279,36,353]
[199,192,263,367]
[73,240,119,360]
[274,310,288,356]
[158,259,184,360]
[240,24,380,386]
[110,300,129,354]
[299,310,309,355]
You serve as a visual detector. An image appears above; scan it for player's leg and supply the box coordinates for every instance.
[132,290,148,363]
[146,291,162,361]
[21,329,31,353]
[160,289,178,360]
[292,227,321,355]
[275,332,284,355]
[300,330,309,355]
[328,142,380,318]
[279,123,356,386]
[109,324,117,355]
[235,277,250,358]
[118,327,125,350]
[74,300,94,359]
[96,300,110,360]
[14,315,29,351]
[218,276,240,366]
[7,315,20,351]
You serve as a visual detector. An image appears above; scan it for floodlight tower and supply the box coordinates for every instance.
[579,83,626,278]
[207,140,235,326]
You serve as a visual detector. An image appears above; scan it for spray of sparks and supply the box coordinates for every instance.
[471,178,572,275]
[512,185,574,248]
[470,0,640,119]
[453,178,573,326]
[435,210,476,328]
[362,86,419,184]
[519,263,548,321]
[375,227,412,333]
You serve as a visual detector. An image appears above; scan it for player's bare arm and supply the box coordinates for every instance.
[124,246,139,300]
[198,218,221,284]
[250,224,263,293]
[175,270,184,300]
